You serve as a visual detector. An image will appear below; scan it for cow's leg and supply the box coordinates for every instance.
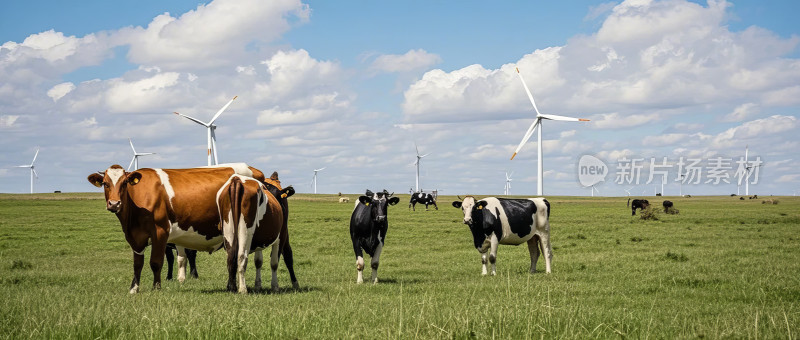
[352,238,365,284]
[253,250,263,292]
[370,242,383,284]
[225,236,238,292]
[540,232,553,274]
[281,240,299,289]
[632,207,636,216]
[488,236,499,276]
[186,249,198,279]
[236,219,254,294]
[433,202,438,210]
[130,251,145,294]
[149,229,169,290]
[270,242,281,292]
[165,244,174,280]
[527,235,541,273]
[480,251,488,276]
[176,246,188,283]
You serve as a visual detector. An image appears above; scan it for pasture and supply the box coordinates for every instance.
[0,193,798,339]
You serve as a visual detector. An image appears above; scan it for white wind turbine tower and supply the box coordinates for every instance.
[743,145,761,196]
[412,142,430,193]
[590,185,600,197]
[173,96,238,166]
[15,147,39,194]
[312,167,326,194]
[127,138,156,171]
[504,172,513,195]
[510,67,590,196]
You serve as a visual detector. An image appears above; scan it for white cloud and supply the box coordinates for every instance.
[713,115,797,146]
[643,133,688,147]
[369,49,441,74]
[47,82,76,102]
[721,103,759,122]
[591,112,660,129]
[0,115,19,128]
[105,72,181,113]
[119,0,309,70]
[776,174,800,183]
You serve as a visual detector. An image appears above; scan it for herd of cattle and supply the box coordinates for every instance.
[88,163,673,294]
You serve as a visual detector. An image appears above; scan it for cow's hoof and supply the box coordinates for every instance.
[372,279,379,284]
[129,285,139,294]
[292,282,300,290]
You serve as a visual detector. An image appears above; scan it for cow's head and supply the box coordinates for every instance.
[451,196,487,225]
[280,186,295,199]
[358,190,400,224]
[452,196,491,251]
[87,165,143,213]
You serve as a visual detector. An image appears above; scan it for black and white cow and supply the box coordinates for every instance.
[629,199,650,215]
[164,244,197,280]
[452,195,552,275]
[409,192,438,211]
[350,189,400,284]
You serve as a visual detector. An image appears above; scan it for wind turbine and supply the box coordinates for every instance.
[510,67,590,196]
[623,186,635,197]
[412,142,430,193]
[15,147,39,194]
[590,184,600,197]
[173,96,237,166]
[504,172,513,195]
[312,167,326,194]
[127,138,156,171]
[743,145,761,196]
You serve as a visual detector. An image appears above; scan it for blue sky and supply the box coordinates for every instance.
[1,0,799,196]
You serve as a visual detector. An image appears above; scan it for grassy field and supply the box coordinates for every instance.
[0,193,798,339]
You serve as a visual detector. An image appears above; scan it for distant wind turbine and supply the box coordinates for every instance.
[412,142,430,193]
[623,186,635,197]
[312,167,326,194]
[510,67,590,196]
[743,145,761,196]
[590,184,600,197]
[504,172,513,195]
[173,96,238,166]
[127,138,156,171]
[15,147,39,194]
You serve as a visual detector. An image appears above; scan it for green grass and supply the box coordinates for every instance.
[1,193,799,339]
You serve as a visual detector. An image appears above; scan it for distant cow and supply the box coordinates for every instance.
[216,175,294,293]
[339,197,350,203]
[350,189,400,283]
[662,200,673,213]
[409,192,438,211]
[452,195,552,275]
[629,198,650,215]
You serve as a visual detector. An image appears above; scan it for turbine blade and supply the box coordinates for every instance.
[539,113,590,122]
[31,148,40,164]
[420,152,431,158]
[414,141,420,156]
[139,152,156,156]
[209,96,238,125]
[174,112,209,126]
[510,119,540,160]
[129,138,137,153]
[128,156,136,171]
[32,168,38,179]
[15,165,30,168]
[515,67,541,116]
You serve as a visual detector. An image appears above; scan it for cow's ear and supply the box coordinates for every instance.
[88,173,104,188]
[280,186,295,199]
[358,196,372,206]
[475,201,488,210]
[387,197,400,206]
[452,201,462,209]
[127,171,142,185]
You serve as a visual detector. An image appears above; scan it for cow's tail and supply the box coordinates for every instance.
[543,198,551,219]
[228,176,245,243]
[627,197,631,208]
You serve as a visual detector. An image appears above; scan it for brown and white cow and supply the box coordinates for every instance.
[216,174,295,293]
[88,163,267,293]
